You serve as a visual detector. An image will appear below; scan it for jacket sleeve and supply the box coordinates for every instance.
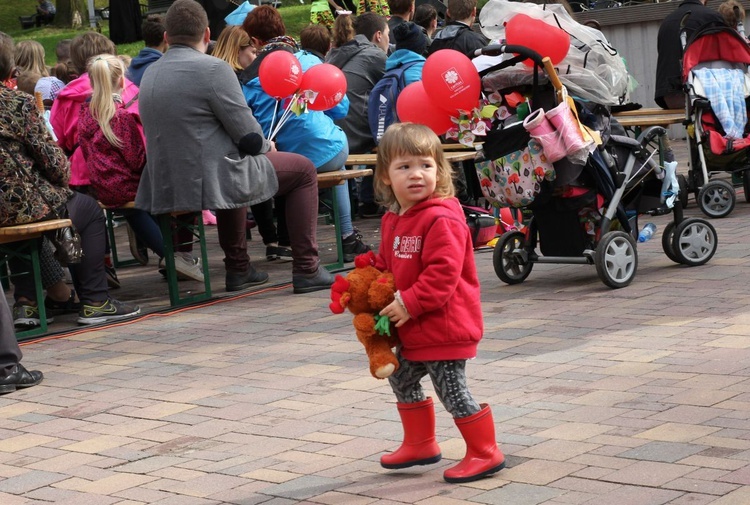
[115,111,147,176]
[24,97,70,186]
[399,216,469,319]
[325,93,350,120]
[208,60,272,154]
[50,94,79,155]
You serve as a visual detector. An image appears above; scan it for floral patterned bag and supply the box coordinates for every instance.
[475,120,556,208]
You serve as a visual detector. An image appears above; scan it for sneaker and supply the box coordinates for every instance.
[13,302,53,328]
[292,267,334,294]
[266,245,293,262]
[226,266,269,292]
[342,233,372,263]
[359,202,385,219]
[126,224,149,266]
[104,256,121,289]
[44,290,81,317]
[77,299,141,325]
[173,253,205,282]
[0,364,44,394]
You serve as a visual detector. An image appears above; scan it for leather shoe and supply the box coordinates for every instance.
[0,364,43,394]
[293,267,334,294]
[226,266,269,292]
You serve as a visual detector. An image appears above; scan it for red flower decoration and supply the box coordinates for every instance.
[508,173,520,184]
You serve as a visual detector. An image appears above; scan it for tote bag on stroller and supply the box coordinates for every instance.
[475,120,556,208]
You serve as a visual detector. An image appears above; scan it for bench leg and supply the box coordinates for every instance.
[158,214,212,307]
[325,183,346,271]
[106,210,140,268]
[0,239,48,340]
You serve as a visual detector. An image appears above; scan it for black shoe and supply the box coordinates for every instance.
[126,224,149,266]
[104,257,121,289]
[226,266,269,292]
[292,267,334,294]
[342,233,372,263]
[45,290,81,317]
[359,202,385,219]
[0,364,44,394]
[266,245,293,262]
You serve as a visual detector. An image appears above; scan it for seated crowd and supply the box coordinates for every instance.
[0,0,485,332]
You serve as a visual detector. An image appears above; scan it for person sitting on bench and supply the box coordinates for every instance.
[36,0,56,27]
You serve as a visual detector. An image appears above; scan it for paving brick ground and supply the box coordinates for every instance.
[4,139,750,503]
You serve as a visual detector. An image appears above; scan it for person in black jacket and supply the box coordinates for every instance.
[655,0,725,109]
[428,0,487,58]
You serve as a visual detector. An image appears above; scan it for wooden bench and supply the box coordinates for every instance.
[613,108,684,129]
[99,202,211,308]
[344,150,478,166]
[318,168,373,270]
[0,219,73,339]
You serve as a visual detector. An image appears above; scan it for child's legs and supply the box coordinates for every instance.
[425,359,481,419]
[388,350,429,403]
[122,209,164,258]
[317,146,353,237]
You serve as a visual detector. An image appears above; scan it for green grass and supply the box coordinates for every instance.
[2,1,315,65]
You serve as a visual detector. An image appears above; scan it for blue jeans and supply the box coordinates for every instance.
[317,144,353,237]
[122,209,164,258]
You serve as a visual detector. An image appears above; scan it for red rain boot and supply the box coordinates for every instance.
[443,404,505,483]
[380,397,442,469]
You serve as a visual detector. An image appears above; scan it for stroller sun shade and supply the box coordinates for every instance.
[682,25,750,82]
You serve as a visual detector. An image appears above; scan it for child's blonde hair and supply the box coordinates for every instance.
[87,53,127,149]
[212,25,251,71]
[15,40,49,77]
[374,123,455,209]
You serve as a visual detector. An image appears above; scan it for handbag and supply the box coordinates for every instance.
[475,119,556,208]
[1,141,84,265]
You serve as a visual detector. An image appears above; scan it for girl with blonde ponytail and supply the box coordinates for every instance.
[78,54,175,278]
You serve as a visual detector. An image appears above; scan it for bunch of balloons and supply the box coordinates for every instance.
[396,49,481,136]
[258,51,347,139]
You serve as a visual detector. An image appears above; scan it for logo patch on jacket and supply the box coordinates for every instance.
[393,235,422,259]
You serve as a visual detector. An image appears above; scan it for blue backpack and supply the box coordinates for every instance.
[368,61,420,144]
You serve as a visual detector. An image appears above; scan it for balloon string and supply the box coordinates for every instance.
[269,95,297,141]
[266,99,280,139]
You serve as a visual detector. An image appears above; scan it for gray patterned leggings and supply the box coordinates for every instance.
[388,349,481,419]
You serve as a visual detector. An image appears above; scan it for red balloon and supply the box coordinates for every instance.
[422,49,481,115]
[300,63,348,111]
[505,14,570,67]
[396,81,455,136]
[259,51,303,99]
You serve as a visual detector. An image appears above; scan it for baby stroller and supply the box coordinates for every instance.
[475,44,717,288]
[681,21,750,218]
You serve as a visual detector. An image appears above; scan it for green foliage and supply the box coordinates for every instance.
[2,2,317,65]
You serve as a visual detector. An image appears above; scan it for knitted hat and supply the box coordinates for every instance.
[34,76,65,101]
[394,21,427,55]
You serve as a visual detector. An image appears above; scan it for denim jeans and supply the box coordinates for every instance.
[122,208,164,258]
[317,144,353,237]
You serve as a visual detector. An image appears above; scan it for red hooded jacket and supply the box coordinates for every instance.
[374,197,483,361]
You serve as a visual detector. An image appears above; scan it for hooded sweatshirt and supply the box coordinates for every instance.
[126,47,163,86]
[374,197,482,362]
[385,49,425,87]
[50,73,139,186]
[428,21,488,59]
[326,34,386,154]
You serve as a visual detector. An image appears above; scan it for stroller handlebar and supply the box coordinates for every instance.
[475,44,545,66]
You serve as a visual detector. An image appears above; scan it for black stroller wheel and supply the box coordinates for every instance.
[671,218,718,266]
[743,171,750,203]
[595,231,637,289]
[492,231,533,285]
[698,179,735,218]
[661,222,682,264]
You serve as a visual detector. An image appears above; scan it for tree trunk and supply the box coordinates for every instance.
[54,0,74,27]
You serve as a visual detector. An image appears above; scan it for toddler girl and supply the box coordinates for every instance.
[373,122,505,483]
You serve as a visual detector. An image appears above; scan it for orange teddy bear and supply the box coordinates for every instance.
[329,251,400,379]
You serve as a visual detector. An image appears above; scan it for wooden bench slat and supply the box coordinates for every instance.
[344,151,477,167]
[0,219,73,244]
[317,168,372,189]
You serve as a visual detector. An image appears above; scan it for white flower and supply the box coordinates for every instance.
[444,70,459,85]
[291,64,300,75]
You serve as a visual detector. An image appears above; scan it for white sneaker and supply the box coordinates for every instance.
[173,254,205,282]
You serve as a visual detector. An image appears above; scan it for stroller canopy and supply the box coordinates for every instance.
[682,24,750,82]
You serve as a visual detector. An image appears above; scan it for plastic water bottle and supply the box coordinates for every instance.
[638,223,656,243]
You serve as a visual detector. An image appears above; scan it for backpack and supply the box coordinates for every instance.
[368,61,420,144]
